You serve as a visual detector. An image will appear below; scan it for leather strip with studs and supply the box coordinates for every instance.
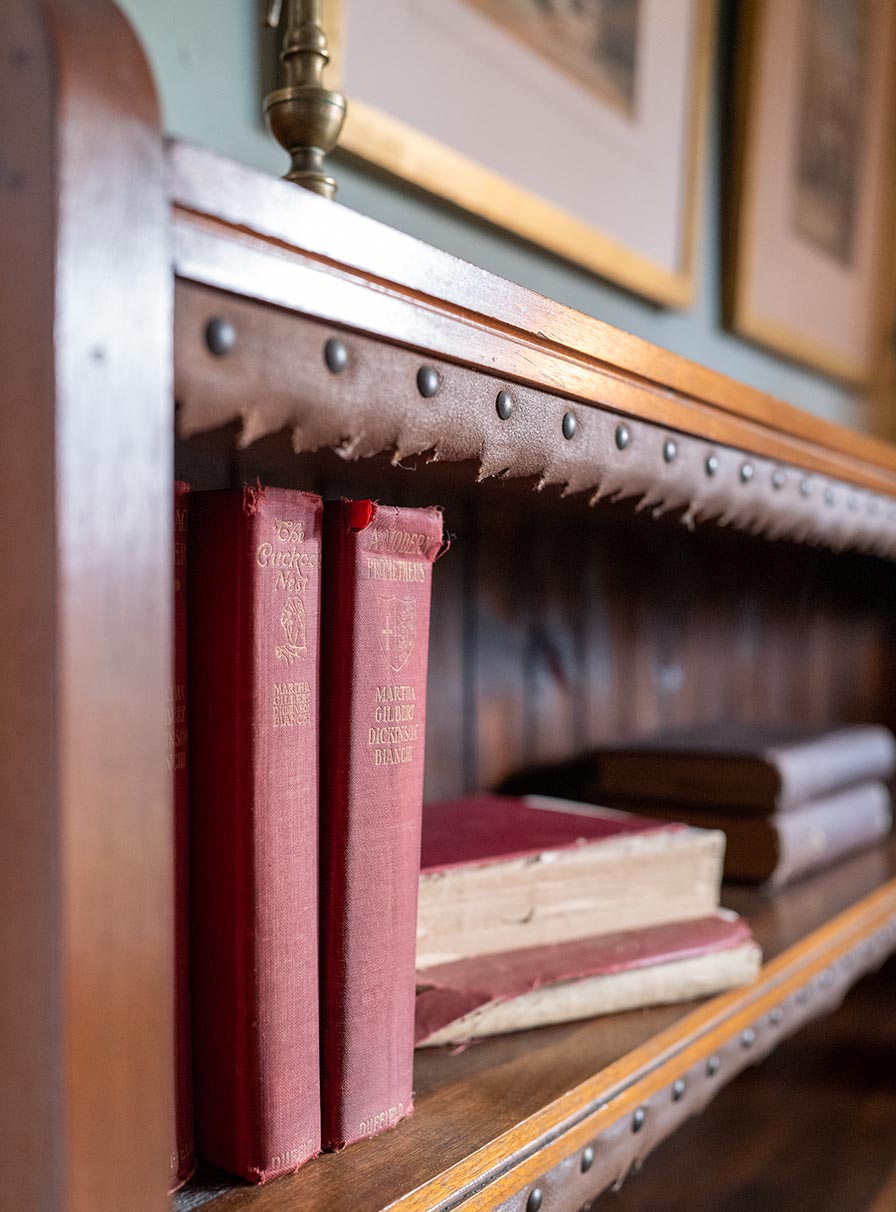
[175,283,896,560]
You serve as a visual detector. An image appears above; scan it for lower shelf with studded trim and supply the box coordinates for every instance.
[173,836,896,1212]
[599,952,896,1212]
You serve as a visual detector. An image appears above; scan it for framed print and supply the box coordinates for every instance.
[324,0,714,307]
[728,0,896,383]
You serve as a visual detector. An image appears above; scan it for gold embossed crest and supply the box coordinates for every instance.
[276,595,308,664]
[379,597,416,673]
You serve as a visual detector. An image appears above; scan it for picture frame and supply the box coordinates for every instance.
[727,0,896,384]
[324,0,715,308]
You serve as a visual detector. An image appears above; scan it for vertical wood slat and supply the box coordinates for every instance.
[421,497,469,803]
[522,505,583,767]
[580,521,632,747]
[0,4,172,1211]
[471,500,528,790]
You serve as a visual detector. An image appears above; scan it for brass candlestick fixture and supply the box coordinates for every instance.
[264,0,347,198]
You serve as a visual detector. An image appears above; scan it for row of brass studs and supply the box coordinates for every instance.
[521,989,820,1210]
[521,1043,730,1212]
[615,417,894,517]
[205,322,896,523]
[520,1014,763,1211]
[517,915,896,1212]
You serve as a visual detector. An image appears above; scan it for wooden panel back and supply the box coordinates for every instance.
[177,433,896,802]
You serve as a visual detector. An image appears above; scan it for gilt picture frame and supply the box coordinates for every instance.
[727,0,896,384]
[324,0,715,308]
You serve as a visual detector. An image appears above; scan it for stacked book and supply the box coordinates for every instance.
[506,724,895,888]
[413,795,761,1047]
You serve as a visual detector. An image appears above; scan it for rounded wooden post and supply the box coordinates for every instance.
[0,3,172,1209]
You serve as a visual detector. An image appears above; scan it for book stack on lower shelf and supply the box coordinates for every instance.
[413,795,760,1046]
[506,725,896,888]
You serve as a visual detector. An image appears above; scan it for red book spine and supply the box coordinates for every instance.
[320,500,444,1149]
[188,486,322,1183]
[170,481,195,1191]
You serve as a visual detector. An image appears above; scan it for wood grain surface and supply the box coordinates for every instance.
[0,3,172,1211]
[601,954,896,1212]
[173,837,896,1212]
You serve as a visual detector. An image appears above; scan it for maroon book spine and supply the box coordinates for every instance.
[170,481,195,1191]
[188,486,322,1182]
[320,500,444,1149]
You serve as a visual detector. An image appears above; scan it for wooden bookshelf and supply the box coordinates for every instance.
[174,839,896,1212]
[4,6,896,1212]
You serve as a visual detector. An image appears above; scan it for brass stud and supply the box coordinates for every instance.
[740,462,754,483]
[581,1146,594,1172]
[772,468,787,490]
[615,423,631,451]
[672,1078,686,1102]
[562,411,577,440]
[496,390,514,420]
[663,438,677,463]
[417,366,440,398]
[205,317,236,356]
[741,1027,756,1049]
[705,453,719,477]
[324,336,348,373]
[632,1107,646,1133]
[527,1189,543,1212]
[706,1055,720,1077]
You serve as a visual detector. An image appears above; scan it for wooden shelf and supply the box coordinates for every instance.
[171,140,896,561]
[8,8,896,1211]
[601,953,896,1212]
[174,837,896,1212]
[170,142,896,489]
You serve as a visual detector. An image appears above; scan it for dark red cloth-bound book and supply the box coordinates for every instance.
[189,486,322,1183]
[415,914,760,1047]
[320,500,444,1150]
[170,481,194,1191]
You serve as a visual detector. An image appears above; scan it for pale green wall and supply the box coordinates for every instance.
[119,0,866,430]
